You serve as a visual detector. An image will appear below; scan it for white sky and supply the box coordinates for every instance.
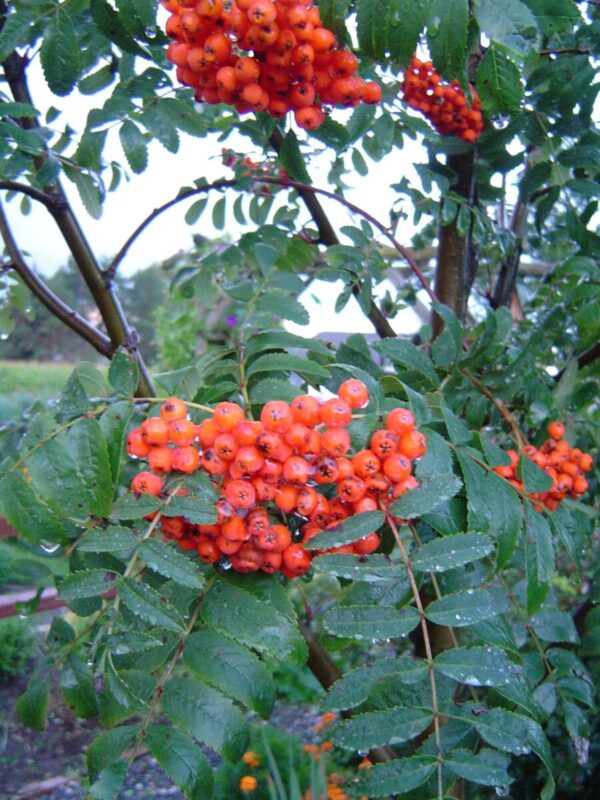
[4,55,429,336]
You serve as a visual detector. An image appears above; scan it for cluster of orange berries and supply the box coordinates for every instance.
[127,380,426,578]
[494,421,594,512]
[401,56,484,142]
[162,0,381,130]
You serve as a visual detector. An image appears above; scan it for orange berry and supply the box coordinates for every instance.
[172,445,201,473]
[131,471,164,496]
[141,417,169,446]
[148,446,174,474]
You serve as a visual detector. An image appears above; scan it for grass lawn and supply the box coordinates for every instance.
[0,360,77,422]
[0,360,75,395]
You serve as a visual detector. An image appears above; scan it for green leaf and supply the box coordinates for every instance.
[60,570,115,603]
[249,378,300,404]
[256,291,309,326]
[324,657,427,712]
[387,0,431,66]
[246,353,329,381]
[305,511,385,550]
[40,8,80,96]
[390,473,462,518]
[333,707,432,750]
[16,671,50,732]
[139,540,205,589]
[184,630,276,718]
[99,401,134,485]
[531,611,579,644]
[89,763,128,800]
[200,581,304,659]
[444,749,512,786]
[474,0,539,54]
[522,0,580,35]
[118,577,186,632]
[411,533,494,572]
[0,470,67,545]
[435,646,516,687]
[323,604,420,640]
[427,0,468,79]
[425,588,502,627]
[119,120,148,174]
[245,329,332,358]
[65,167,103,219]
[111,492,162,520]
[162,677,249,762]
[476,46,523,115]
[279,129,311,183]
[356,0,388,59]
[318,0,350,45]
[109,350,139,396]
[87,725,139,782]
[90,0,149,56]
[431,303,463,367]
[212,196,226,230]
[353,756,437,797]
[456,451,491,532]
[517,454,554,494]
[162,494,217,525]
[488,472,522,568]
[61,654,99,718]
[313,552,401,583]
[67,418,113,518]
[78,526,137,553]
[374,339,439,386]
[145,726,214,800]
[524,503,554,614]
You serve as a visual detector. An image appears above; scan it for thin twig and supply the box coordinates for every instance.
[0,201,113,356]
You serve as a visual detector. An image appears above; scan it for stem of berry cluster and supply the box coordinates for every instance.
[386,512,444,799]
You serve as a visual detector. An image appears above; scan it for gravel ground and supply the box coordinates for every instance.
[1,669,322,800]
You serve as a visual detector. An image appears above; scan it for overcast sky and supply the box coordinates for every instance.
[4,54,428,336]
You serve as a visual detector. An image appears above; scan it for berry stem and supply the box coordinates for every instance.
[461,368,527,449]
[385,511,444,798]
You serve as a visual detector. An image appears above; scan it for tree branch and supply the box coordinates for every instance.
[0,201,113,357]
[0,12,155,397]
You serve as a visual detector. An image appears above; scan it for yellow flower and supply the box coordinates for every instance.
[240,775,258,793]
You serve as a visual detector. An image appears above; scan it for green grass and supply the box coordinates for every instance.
[0,360,74,395]
[0,360,76,422]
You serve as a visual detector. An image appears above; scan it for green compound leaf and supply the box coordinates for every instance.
[435,646,517,687]
[411,533,494,572]
[40,8,80,96]
[425,588,502,627]
[324,657,427,712]
[313,552,401,582]
[444,748,512,786]
[87,725,139,782]
[162,676,249,762]
[353,755,437,797]
[305,511,385,550]
[427,0,469,78]
[279,129,311,183]
[118,578,186,632]
[0,470,67,545]
[323,604,420,641]
[77,526,137,554]
[476,45,523,116]
[333,706,432,750]
[59,570,116,603]
[139,540,205,589]
[390,473,463,518]
[184,630,276,718]
[200,581,304,659]
[524,502,554,614]
[374,338,439,386]
[145,725,214,800]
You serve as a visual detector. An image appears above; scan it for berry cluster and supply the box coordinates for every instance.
[401,56,484,142]
[162,0,381,130]
[127,381,426,578]
[494,421,594,512]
